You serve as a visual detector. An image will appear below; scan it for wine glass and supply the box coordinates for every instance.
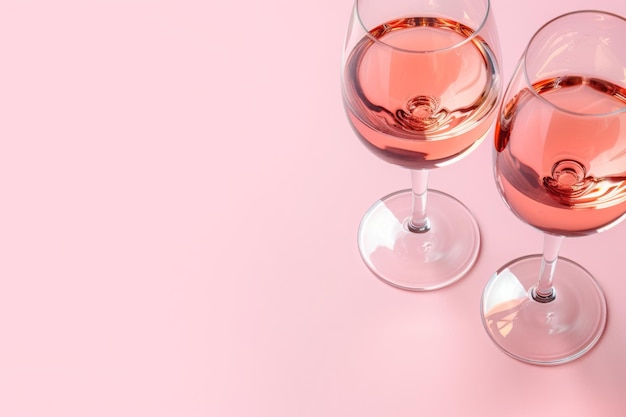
[481,10,626,365]
[341,0,502,290]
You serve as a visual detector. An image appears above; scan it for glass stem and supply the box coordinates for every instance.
[407,169,431,233]
[532,233,564,303]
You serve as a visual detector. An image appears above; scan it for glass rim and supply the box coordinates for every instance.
[354,0,492,54]
[522,9,626,118]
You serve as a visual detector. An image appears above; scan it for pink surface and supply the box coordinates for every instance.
[1,0,626,416]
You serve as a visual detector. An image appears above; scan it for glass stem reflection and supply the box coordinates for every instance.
[532,233,564,303]
[407,169,431,233]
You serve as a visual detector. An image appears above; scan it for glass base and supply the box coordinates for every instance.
[357,189,480,291]
[481,255,607,366]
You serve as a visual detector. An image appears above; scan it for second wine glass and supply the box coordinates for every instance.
[481,10,626,365]
[341,0,502,290]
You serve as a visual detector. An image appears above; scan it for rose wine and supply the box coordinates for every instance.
[342,17,500,169]
[495,76,626,236]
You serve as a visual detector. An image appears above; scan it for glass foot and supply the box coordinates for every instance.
[481,255,607,365]
[357,189,480,291]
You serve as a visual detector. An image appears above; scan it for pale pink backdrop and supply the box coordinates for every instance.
[1,0,626,416]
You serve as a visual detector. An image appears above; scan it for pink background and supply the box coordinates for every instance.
[1,0,626,416]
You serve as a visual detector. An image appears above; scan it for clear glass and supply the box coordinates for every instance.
[481,10,626,365]
[341,0,502,290]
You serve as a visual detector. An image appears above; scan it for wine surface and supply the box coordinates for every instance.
[343,17,500,169]
[496,76,626,236]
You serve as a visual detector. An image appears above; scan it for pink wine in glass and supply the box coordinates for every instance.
[496,76,626,236]
[343,17,500,169]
